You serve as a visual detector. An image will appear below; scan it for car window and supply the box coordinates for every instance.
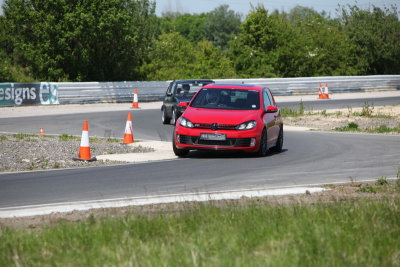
[266,88,276,106]
[263,89,272,108]
[191,88,260,110]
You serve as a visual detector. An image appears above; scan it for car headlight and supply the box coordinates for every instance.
[180,117,194,128]
[236,120,256,130]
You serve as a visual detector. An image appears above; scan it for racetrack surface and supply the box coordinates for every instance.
[0,130,399,208]
[0,95,399,209]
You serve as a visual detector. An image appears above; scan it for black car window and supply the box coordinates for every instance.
[191,88,260,110]
[263,89,272,108]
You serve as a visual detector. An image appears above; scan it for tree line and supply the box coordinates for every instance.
[0,0,399,82]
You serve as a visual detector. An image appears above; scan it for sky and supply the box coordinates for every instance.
[156,0,398,17]
[0,0,398,17]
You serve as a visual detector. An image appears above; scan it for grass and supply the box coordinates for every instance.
[12,133,36,140]
[335,123,400,133]
[58,134,79,141]
[0,198,399,266]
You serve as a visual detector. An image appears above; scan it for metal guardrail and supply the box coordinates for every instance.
[58,75,400,104]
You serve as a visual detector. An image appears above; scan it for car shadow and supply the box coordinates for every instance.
[182,148,288,159]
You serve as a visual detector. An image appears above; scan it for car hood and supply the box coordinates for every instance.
[183,108,259,125]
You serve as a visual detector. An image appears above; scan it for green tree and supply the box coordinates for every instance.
[3,0,158,81]
[340,5,400,74]
[141,32,236,80]
[159,13,207,43]
[204,4,241,48]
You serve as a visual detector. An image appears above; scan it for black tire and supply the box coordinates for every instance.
[256,129,268,157]
[161,107,171,124]
[173,135,189,157]
[271,126,283,152]
[170,108,177,125]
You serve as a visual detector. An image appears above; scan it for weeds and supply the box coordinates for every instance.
[376,177,389,186]
[59,134,79,141]
[13,133,35,140]
[335,122,359,132]
[360,102,374,117]
[358,186,377,193]
[0,135,8,142]
[106,138,120,143]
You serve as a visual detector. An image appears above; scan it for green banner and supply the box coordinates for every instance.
[0,82,59,106]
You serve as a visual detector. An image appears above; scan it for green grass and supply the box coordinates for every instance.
[335,122,359,131]
[58,134,79,141]
[335,123,400,133]
[1,198,399,266]
[0,135,8,142]
[12,133,36,140]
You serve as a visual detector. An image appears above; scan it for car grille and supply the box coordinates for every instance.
[193,123,236,130]
[178,135,252,147]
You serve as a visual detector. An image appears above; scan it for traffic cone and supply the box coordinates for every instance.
[318,83,329,99]
[122,112,134,144]
[131,89,139,109]
[324,83,330,98]
[39,128,45,135]
[73,120,96,161]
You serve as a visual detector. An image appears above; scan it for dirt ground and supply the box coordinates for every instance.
[283,105,400,132]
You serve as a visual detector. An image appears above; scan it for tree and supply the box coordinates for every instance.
[159,13,207,43]
[3,0,158,81]
[141,32,236,80]
[204,4,241,48]
[340,5,400,74]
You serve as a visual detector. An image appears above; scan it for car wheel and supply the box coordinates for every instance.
[173,135,189,157]
[171,108,177,125]
[271,126,283,152]
[256,129,268,157]
[161,107,171,124]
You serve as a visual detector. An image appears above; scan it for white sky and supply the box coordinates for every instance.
[156,0,399,17]
[0,0,398,17]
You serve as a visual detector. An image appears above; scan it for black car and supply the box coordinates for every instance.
[161,79,214,124]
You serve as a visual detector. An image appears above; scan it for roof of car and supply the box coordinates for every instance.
[203,83,264,90]
[173,79,214,84]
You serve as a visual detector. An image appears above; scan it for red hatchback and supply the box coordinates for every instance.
[173,84,283,157]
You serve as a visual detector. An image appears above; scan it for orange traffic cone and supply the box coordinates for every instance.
[131,89,139,109]
[318,83,329,99]
[39,128,45,135]
[122,112,134,144]
[73,120,96,161]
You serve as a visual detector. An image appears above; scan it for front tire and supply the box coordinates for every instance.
[173,135,189,157]
[161,107,171,124]
[256,129,268,157]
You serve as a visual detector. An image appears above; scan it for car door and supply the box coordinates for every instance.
[164,81,175,117]
[262,88,279,147]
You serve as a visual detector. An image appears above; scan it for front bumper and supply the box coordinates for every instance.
[174,127,261,152]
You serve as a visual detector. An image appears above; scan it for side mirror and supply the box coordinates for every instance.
[266,106,278,113]
[177,102,189,108]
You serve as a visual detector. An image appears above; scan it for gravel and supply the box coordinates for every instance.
[0,134,154,172]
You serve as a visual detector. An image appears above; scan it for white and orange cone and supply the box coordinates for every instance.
[131,89,139,109]
[318,83,329,99]
[39,128,45,135]
[122,112,134,144]
[73,120,96,161]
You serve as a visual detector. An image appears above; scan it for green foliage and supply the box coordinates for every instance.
[204,4,241,48]
[3,0,158,81]
[1,199,399,265]
[376,177,389,186]
[142,32,236,80]
[159,13,207,43]
[340,5,400,74]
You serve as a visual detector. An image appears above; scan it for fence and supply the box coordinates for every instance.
[57,75,400,104]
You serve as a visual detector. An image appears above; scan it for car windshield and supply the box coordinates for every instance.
[190,88,260,110]
[174,83,207,96]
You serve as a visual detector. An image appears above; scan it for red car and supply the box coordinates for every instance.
[173,84,283,157]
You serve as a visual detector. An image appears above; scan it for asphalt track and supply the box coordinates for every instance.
[0,97,399,209]
[2,96,400,140]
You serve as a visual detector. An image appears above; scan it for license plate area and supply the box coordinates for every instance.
[200,133,226,141]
